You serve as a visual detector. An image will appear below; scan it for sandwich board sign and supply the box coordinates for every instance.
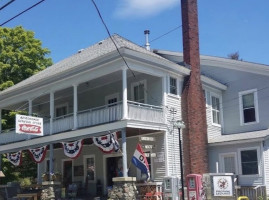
[16,114,43,136]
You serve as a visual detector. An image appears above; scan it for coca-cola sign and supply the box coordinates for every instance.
[16,114,43,136]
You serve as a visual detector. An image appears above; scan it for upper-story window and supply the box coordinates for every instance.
[239,89,259,125]
[169,77,177,95]
[131,80,147,103]
[211,95,221,125]
[55,103,68,117]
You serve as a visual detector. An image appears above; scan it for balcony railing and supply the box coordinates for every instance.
[0,101,164,145]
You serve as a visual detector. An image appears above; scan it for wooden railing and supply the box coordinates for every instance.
[0,101,164,144]
[236,186,267,200]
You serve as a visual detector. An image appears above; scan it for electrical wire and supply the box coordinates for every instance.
[0,0,45,26]
[149,25,182,44]
[0,0,16,11]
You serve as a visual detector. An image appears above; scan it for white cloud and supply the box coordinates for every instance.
[115,0,178,18]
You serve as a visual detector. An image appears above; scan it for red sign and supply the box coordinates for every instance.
[16,114,43,136]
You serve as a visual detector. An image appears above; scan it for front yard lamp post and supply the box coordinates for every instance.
[174,120,185,200]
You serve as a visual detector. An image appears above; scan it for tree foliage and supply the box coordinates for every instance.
[0,26,52,91]
[227,51,242,61]
[0,26,52,184]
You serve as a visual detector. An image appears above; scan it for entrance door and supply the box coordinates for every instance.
[106,157,123,187]
[63,160,73,188]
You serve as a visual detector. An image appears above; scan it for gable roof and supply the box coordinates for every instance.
[0,34,186,98]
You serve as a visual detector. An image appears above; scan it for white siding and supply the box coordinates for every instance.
[263,139,269,194]
[166,94,182,176]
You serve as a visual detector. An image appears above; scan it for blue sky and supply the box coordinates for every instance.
[0,0,269,65]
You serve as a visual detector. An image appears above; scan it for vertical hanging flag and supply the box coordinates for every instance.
[62,139,83,159]
[132,143,150,180]
[93,132,120,153]
[28,146,47,163]
[7,151,22,166]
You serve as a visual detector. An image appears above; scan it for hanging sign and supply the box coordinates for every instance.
[62,139,83,159]
[140,136,155,142]
[16,114,43,136]
[29,146,47,163]
[7,151,22,166]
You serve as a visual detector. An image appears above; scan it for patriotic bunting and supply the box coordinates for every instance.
[7,151,22,166]
[93,132,120,153]
[62,139,83,159]
[28,146,47,163]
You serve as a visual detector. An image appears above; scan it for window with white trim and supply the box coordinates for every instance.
[169,77,177,95]
[105,93,119,106]
[84,155,95,182]
[240,149,259,175]
[239,89,259,125]
[219,153,237,174]
[211,95,221,125]
[131,80,146,103]
[55,103,68,117]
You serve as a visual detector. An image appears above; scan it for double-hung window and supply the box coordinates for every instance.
[169,77,177,95]
[131,80,146,103]
[240,149,259,175]
[239,89,259,125]
[211,95,221,125]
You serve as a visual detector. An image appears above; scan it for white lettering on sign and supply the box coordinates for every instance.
[140,137,155,142]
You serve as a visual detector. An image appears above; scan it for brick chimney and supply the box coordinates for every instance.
[181,0,209,176]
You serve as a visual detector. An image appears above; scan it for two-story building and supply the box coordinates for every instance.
[0,34,269,196]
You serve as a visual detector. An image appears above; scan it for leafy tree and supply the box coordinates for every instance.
[0,26,52,184]
[0,26,52,91]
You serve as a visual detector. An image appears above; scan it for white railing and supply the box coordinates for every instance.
[128,101,164,123]
[78,102,122,128]
[0,101,164,145]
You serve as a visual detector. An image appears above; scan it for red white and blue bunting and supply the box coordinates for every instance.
[62,139,83,159]
[7,151,22,166]
[28,146,47,163]
[93,132,120,153]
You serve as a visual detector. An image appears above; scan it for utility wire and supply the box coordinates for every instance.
[91,0,135,78]
[0,0,16,11]
[149,25,182,44]
[0,0,45,26]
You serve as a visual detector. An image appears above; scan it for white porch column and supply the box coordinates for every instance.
[28,99,33,116]
[121,128,128,177]
[49,92,54,175]
[73,84,78,130]
[122,68,128,119]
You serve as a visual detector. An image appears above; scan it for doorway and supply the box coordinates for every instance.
[62,160,73,188]
[106,156,123,187]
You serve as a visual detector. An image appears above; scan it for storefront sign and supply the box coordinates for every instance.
[140,136,155,142]
[213,176,233,197]
[16,114,43,136]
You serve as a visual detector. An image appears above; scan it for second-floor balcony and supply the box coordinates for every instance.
[0,101,164,145]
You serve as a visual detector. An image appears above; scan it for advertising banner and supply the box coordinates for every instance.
[16,114,43,136]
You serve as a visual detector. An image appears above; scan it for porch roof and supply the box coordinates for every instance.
[208,129,269,146]
[0,34,189,101]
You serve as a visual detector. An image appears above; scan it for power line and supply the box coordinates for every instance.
[0,0,16,11]
[0,0,45,26]
[91,0,135,78]
[149,25,182,43]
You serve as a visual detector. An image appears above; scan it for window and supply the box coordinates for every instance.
[55,103,68,117]
[131,80,146,103]
[211,95,221,125]
[84,156,95,181]
[105,93,119,106]
[240,149,259,175]
[169,77,177,95]
[239,89,259,125]
[219,153,237,174]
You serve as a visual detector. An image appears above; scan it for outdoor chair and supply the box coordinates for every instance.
[67,183,78,199]
[5,186,21,200]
